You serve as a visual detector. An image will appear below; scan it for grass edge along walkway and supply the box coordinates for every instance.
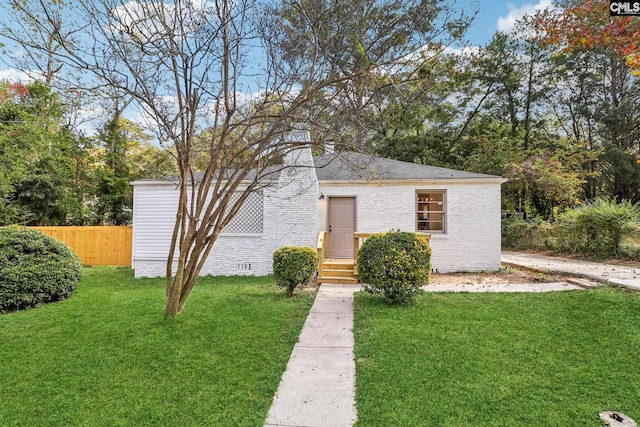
[0,267,315,427]
[353,288,640,427]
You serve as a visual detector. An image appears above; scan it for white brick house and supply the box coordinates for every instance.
[131,149,506,278]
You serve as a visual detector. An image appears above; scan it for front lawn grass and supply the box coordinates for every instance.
[0,267,314,427]
[354,287,640,426]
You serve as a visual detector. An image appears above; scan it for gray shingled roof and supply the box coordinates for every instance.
[132,151,502,185]
[131,165,282,185]
[313,152,502,181]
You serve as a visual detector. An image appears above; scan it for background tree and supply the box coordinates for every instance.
[94,112,134,225]
[373,52,463,166]
[267,0,475,148]
[94,110,174,225]
[127,139,178,181]
[0,77,175,225]
[0,81,34,223]
[0,80,87,225]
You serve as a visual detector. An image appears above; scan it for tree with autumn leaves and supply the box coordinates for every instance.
[533,0,640,73]
[532,1,640,202]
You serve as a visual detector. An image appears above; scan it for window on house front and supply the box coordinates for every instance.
[416,191,445,233]
[222,191,264,234]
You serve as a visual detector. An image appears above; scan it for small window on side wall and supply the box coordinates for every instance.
[416,190,445,233]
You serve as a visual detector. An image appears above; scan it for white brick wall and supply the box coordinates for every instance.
[276,146,318,248]
[318,181,502,272]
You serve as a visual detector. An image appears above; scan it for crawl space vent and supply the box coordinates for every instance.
[237,263,252,271]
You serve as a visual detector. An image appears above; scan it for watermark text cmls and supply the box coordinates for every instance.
[611,1,640,15]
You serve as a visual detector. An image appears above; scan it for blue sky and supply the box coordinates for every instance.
[466,0,553,45]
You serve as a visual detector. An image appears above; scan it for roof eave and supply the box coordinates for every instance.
[318,177,508,185]
[130,178,275,186]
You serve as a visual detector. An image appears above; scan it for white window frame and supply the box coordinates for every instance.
[416,190,446,234]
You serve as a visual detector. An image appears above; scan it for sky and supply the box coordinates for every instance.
[467,0,554,45]
[0,0,555,82]
[0,0,556,135]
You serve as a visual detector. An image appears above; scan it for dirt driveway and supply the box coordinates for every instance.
[427,264,587,292]
[430,264,569,286]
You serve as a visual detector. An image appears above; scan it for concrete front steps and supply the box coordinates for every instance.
[318,259,358,284]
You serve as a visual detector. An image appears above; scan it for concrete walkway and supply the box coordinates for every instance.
[264,284,358,427]
[502,251,640,291]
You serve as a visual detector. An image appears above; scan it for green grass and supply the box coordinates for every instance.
[354,288,640,426]
[0,268,314,427]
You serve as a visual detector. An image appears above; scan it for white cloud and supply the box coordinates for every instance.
[110,0,218,44]
[385,44,479,76]
[0,68,35,83]
[497,0,555,33]
[442,45,482,57]
[60,100,104,137]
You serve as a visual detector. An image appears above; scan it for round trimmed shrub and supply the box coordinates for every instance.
[0,226,82,313]
[358,231,431,304]
[273,246,317,297]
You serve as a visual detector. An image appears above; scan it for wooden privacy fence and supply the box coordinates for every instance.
[29,226,132,267]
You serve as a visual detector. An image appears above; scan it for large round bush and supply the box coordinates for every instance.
[0,226,82,313]
[273,246,317,297]
[358,231,431,304]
